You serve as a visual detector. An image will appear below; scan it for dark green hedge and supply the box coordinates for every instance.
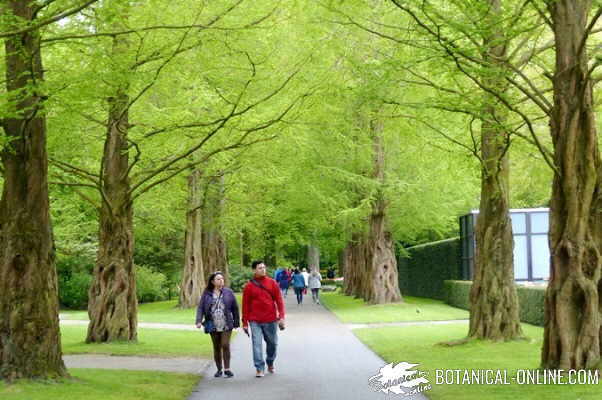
[443,280,471,310]
[516,285,546,326]
[398,238,461,300]
[443,280,546,327]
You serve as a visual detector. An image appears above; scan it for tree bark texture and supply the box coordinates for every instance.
[307,244,320,272]
[0,0,66,380]
[342,234,364,297]
[469,0,522,341]
[264,229,277,269]
[241,228,252,268]
[342,121,402,304]
[179,169,204,308]
[201,175,228,282]
[87,28,137,342]
[542,0,601,370]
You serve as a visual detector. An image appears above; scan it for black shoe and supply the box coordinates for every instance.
[224,370,234,378]
[214,370,223,377]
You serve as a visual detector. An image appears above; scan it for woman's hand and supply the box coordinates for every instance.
[195,323,202,329]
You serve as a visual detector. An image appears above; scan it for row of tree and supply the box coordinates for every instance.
[1,0,597,382]
[327,0,601,370]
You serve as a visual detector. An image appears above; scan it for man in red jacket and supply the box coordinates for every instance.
[242,260,286,377]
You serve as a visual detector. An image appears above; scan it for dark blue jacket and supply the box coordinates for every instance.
[195,287,240,330]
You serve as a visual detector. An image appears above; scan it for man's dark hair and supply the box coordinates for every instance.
[251,260,264,269]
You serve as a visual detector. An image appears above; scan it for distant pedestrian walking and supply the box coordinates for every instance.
[308,270,322,305]
[276,268,291,298]
[301,268,310,295]
[196,271,240,378]
[292,269,306,305]
[242,260,286,377]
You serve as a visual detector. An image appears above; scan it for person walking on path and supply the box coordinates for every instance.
[276,268,291,298]
[301,267,310,295]
[292,269,306,305]
[308,270,322,305]
[196,271,240,378]
[242,260,286,377]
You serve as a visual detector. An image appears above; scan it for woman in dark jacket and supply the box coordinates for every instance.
[196,271,240,378]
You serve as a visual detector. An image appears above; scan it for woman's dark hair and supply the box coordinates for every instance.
[204,271,224,294]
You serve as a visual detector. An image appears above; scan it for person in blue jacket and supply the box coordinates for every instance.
[291,269,307,305]
[196,271,240,378]
[276,268,291,298]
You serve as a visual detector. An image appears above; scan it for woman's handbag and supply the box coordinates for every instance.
[202,319,215,334]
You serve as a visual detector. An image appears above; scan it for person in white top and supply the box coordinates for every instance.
[301,268,310,295]
[308,270,322,305]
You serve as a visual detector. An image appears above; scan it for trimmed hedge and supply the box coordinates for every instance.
[443,280,546,327]
[516,285,546,326]
[398,238,461,300]
[443,280,471,310]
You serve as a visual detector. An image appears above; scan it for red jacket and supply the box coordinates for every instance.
[242,276,285,327]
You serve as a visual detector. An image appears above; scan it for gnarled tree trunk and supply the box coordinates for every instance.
[469,0,522,341]
[343,121,402,304]
[0,0,66,380]
[87,25,137,342]
[360,125,401,304]
[201,174,228,282]
[179,169,204,308]
[542,0,601,370]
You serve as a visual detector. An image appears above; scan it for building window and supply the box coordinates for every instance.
[459,208,550,282]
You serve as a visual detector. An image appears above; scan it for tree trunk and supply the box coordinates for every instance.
[337,249,345,277]
[201,174,228,282]
[241,228,252,268]
[542,0,601,370]
[0,0,66,380]
[342,235,363,297]
[343,121,402,304]
[87,25,137,342]
[264,230,277,268]
[360,124,402,304]
[179,169,204,308]
[469,0,522,341]
[307,244,320,272]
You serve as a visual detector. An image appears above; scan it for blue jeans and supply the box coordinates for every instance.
[249,321,278,371]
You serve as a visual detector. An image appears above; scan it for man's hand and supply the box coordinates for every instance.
[278,319,285,331]
[195,323,202,329]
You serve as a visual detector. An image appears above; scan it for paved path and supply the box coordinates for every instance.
[60,318,197,331]
[187,294,429,400]
[346,319,468,330]
[64,355,209,374]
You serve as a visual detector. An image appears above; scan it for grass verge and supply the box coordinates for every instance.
[0,369,198,400]
[61,296,243,325]
[62,325,214,358]
[355,323,600,399]
[320,291,469,323]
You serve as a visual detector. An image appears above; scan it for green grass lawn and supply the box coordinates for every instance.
[320,291,469,323]
[61,296,243,325]
[61,325,215,358]
[0,369,198,400]
[355,323,601,399]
